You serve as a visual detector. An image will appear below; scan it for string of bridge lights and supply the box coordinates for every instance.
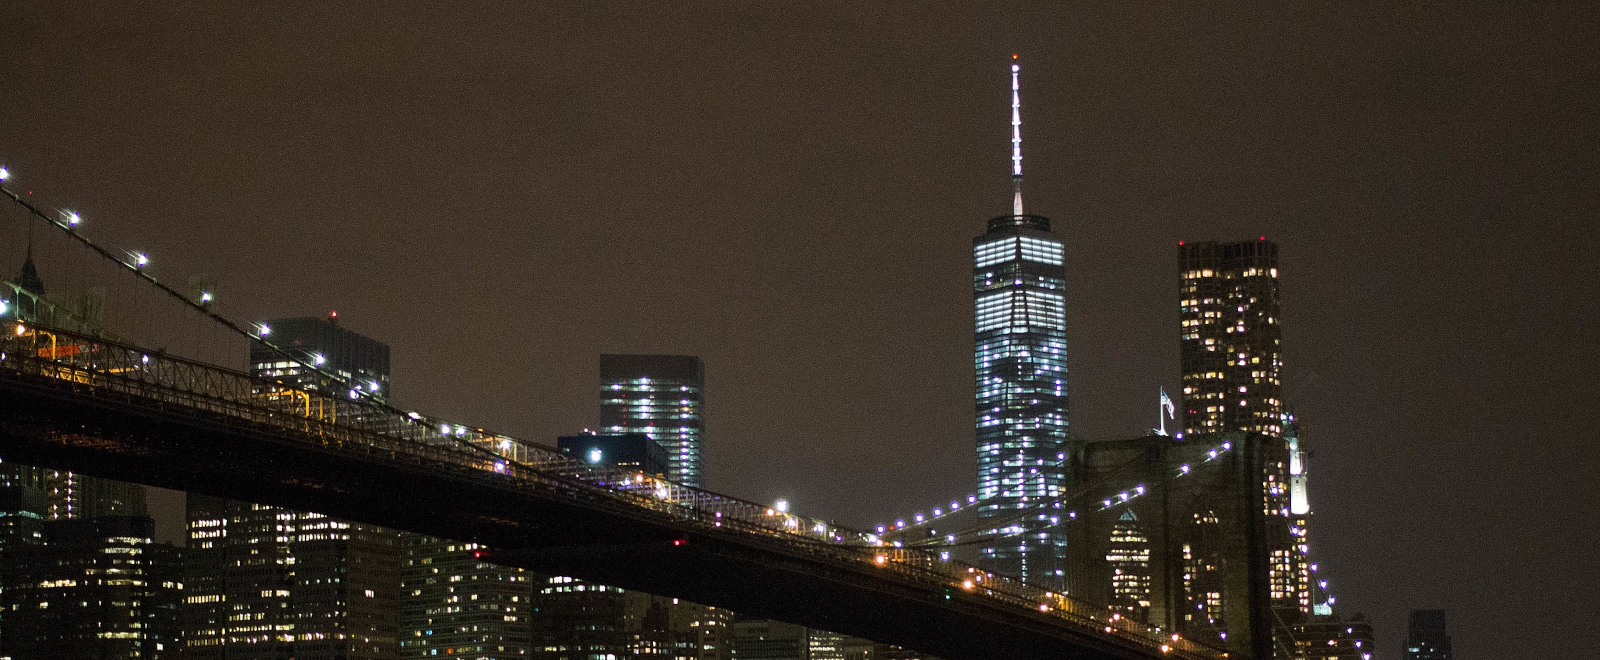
[0,163,534,468]
[873,438,1239,545]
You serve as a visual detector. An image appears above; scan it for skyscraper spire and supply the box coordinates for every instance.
[1011,53,1024,216]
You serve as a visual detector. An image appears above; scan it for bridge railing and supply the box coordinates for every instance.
[0,320,1221,660]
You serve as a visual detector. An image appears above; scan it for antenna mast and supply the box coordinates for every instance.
[1011,53,1024,216]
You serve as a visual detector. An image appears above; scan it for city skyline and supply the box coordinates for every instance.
[2,4,1594,659]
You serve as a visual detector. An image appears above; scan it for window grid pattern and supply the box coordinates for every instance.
[973,221,1069,590]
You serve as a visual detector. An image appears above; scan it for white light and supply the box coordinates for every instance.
[67,211,81,226]
[199,291,213,303]
[134,253,149,267]
[258,323,271,336]
[0,300,7,316]
[588,448,603,463]
[311,353,326,366]
[774,499,789,513]
[0,167,8,180]
[407,411,422,420]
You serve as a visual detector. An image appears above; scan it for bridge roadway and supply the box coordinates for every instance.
[0,321,1223,660]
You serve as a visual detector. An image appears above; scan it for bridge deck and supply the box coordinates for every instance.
[0,321,1221,660]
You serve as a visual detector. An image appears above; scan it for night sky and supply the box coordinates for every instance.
[3,4,1596,658]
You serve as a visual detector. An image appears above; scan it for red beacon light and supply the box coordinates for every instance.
[672,539,687,547]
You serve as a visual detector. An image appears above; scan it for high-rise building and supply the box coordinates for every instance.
[600,354,705,488]
[399,536,533,658]
[0,515,183,659]
[973,55,1069,588]
[1106,510,1153,619]
[183,315,401,659]
[1404,610,1451,660]
[1178,239,1284,437]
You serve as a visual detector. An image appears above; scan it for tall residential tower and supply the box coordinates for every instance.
[1178,239,1284,437]
[974,55,1069,588]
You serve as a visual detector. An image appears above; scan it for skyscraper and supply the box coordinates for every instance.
[973,55,1069,588]
[1177,239,1311,628]
[0,515,183,659]
[600,354,705,488]
[1178,239,1284,437]
[1404,610,1452,660]
[183,315,400,659]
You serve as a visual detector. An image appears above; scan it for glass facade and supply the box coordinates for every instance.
[600,355,705,489]
[973,214,1068,588]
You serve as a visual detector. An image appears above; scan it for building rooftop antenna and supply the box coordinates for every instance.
[1011,53,1024,216]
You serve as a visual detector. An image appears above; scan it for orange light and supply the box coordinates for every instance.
[874,554,887,565]
[1012,53,1019,59]
[962,580,974,590]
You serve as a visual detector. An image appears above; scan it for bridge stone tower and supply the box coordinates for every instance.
[1064,432,1282,660]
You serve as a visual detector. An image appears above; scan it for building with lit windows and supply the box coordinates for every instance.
[971,62,1069,588]
[1292,612,1376,660]
[1403,610,1450,660]
[600,354,705,488]
[399,536,533,658]
[1178,239,1318,626]
[1178,239,1283,437]
[1106,510,1153,619]
[0,515,183,659]
[183,315,400,660]
[530,577,732,660]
